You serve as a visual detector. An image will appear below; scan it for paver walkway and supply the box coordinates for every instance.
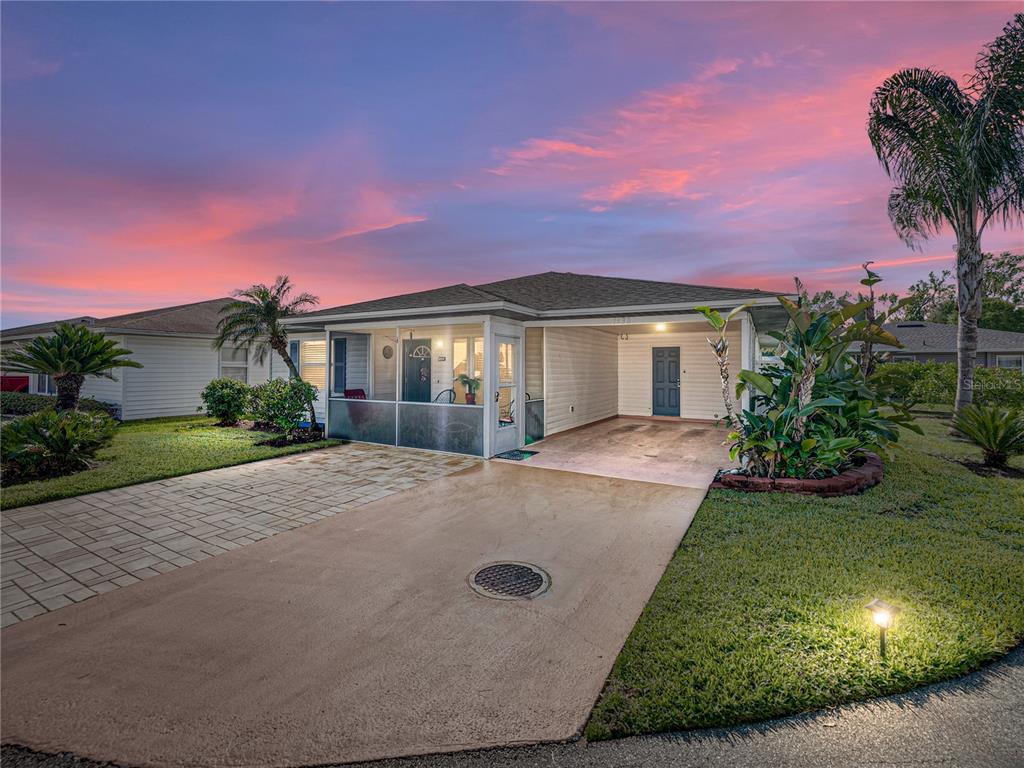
[1,444,478,626]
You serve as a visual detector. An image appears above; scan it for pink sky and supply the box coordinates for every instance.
[2,2,1021,326]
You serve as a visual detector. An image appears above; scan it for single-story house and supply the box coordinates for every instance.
[281,271,790,458]
[0,299,287,419]
[878,321,1024,370]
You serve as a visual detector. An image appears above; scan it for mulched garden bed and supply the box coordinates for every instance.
[711,453,884,496]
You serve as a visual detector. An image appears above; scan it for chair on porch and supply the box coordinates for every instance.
[343,388,367,399]
[499,399,515,426]
[433,389,456,404]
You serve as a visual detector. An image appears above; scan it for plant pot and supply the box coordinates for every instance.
[465,393,477,405]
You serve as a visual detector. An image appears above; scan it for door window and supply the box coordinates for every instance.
[497,340,517,428]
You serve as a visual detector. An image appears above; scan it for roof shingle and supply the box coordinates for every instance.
[880,321,1024,353]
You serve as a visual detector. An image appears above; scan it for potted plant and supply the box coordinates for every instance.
[456,373,482,405]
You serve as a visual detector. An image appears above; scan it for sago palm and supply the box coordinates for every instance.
[952,405,1024,468]
[2,323,142,411]
[215,275,320,429]
[868,13,1024,413]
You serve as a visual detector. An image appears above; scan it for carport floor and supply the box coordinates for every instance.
[519,417,731,488]
[1,461,707,768]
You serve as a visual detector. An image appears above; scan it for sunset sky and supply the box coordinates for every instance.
[2,2,1021,328]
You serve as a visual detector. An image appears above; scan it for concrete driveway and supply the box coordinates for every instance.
[1,461,707,768]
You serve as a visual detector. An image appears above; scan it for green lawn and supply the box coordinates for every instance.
[1,416,341,510]
[586,418,1024,739]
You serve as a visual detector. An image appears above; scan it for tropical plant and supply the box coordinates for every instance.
[215,276,320,431]
[249,378,317,435]
[199,378,251,426]
[867,14,1024,413]
[1,409,117,482]
[699,280,920,479]
[455,373,481,395]
[952,404,1024,467]
[693,304,749,433]
[2,324,142,411]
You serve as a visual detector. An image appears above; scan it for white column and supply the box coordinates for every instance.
[482,316,494,458]
[739,313,752,412]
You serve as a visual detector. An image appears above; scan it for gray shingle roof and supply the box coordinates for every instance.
[302,271,779,318]
[880,321,1024,353]
[1,298,236,339]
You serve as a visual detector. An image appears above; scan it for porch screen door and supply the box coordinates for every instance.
[493,336,520,454]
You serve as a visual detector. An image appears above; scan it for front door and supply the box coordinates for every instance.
[402,339,432,402]
[652,347,680,416]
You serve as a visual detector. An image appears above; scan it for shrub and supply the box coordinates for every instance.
[249,378,318,434]
[1,410,117,483]
[0,391,119,418]
[952,405,1024,467]
[873,361,1024,409]
[199,378,251,425]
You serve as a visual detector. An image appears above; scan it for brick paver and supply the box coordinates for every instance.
[1,444,478,626]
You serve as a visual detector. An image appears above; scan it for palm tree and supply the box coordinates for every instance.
[868,13,1023,412]
[215,276,320,430]
[3,323,142,411]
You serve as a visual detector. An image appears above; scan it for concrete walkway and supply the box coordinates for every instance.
[1,462,708,768]
[1,443,478,625]
[5,644,1021,768]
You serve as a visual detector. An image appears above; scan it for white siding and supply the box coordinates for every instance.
[372,330,397,400]
[618,326,741,420]
[120,336,219,420]
[544,327,618,436]
[525,327,544,398]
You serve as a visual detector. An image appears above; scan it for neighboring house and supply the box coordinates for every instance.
[877,321,1024,370]
[0,299,283,420]
[281,271,790,458]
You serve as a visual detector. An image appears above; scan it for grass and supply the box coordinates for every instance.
[1,416,341,510]
[586,417,1024,739]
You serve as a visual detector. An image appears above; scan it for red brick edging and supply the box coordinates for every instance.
[710,453,884,496]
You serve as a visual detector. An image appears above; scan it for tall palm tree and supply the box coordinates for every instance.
[3,323,142,411]
[868,13,1023,412]
[215,276,320,429]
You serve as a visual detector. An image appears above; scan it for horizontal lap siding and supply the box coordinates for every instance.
[525,327,544,399]
[121,336,219,420]
[618,327,740,420]
[544,327,618,436]
[80,335,125,406]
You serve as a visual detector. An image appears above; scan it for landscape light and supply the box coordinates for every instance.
[866,599,900,659]
[655,323,667,332]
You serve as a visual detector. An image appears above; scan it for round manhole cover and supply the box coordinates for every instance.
[469,561,550,600]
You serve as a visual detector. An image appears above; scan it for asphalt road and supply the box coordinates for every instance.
[4,643,1022,768]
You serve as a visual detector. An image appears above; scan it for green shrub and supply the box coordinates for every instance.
[952,405,1024,467]
[199,378,251,425]
[249,378,318,434]
[873,362,1024,409]
[1,410,117,483]
[0,391,119,418]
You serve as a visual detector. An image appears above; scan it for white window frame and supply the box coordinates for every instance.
[297,339,327,392]
[37,373,56,395]
[995,354,1023,371]
[218,346,249,383]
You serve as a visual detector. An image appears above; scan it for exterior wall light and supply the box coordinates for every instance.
[655,323,667,332]
[866,598,900,659]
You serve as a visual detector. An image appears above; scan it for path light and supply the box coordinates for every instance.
[866,599,900,659]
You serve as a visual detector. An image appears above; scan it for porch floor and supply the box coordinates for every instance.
[516,417,733,489]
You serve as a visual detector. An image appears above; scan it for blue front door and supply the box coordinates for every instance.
[652,347,680,416]
[403,339,432,402]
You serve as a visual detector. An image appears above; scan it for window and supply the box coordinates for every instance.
[37,373,56,395]
[451,336,483,404]
[288,340,300,375]
[332,338,347,394]
[299,340,326,391]
[890,355,916,363]
[996,354,1023,371]
[497,340,517,427]
[219,346,248,383]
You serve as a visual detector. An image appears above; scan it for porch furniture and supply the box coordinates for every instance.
[433,389,456,404]
[343,389,367,399]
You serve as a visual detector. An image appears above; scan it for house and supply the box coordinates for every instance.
[281,271,790,458]
[878,321,1024,370]
[0,299,282,419]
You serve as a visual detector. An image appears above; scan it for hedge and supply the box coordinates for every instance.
[0,391,120,418]
[873,361,1024,409]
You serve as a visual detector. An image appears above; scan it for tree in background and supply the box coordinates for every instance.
[215,276,320,432]
[2,324,142,411]
[868,14,1024,412]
